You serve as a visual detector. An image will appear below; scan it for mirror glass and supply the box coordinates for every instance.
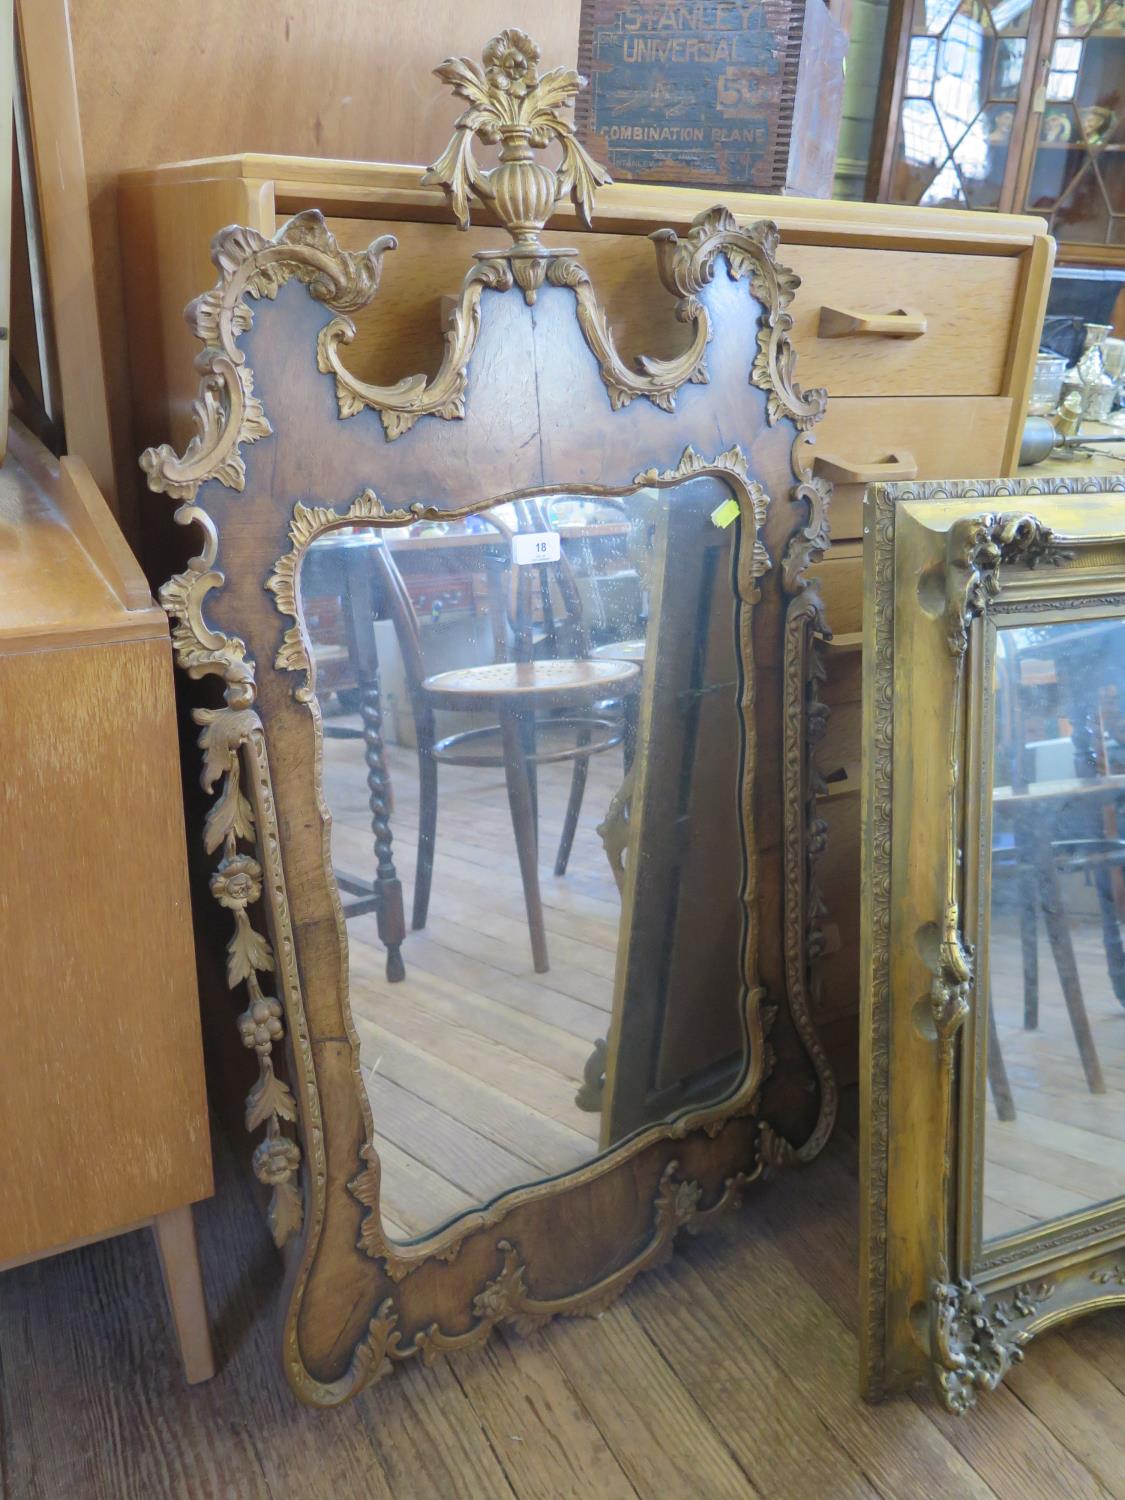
[983,616,1125,1242]
[300,477,750,1242]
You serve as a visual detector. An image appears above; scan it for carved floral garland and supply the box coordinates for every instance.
[157,516,302,1246]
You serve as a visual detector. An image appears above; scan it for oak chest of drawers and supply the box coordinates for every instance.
[118,154,1052,1079]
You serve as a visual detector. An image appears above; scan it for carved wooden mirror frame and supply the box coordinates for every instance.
[861,475,1125,1414]
[143,31,836,1405]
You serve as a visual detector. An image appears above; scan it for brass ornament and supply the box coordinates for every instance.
[422,28,611,300]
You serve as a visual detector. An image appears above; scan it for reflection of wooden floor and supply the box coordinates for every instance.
[322,715,624,1240]
[987,905,1125,1240]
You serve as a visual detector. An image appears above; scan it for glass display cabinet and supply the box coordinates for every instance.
[869,0,1125,261]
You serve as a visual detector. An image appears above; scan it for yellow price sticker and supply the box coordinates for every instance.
[710,498,740,529]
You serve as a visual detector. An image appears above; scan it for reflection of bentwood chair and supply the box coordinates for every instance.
[988,626,1125,1118]
[370,504,640,974]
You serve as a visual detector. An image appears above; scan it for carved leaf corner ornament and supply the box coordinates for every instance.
[931,1277,1054,1413]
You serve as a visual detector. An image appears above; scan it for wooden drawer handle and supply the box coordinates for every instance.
[813,451,919,484]
[818,305,928,340]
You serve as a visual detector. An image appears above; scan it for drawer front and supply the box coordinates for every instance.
[785,245,1021,398]
[809,546,862,637]
[816,395,1013,541]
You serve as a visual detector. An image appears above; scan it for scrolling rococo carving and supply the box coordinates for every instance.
[301,1159,760,1405]
[944,512,1066,658]
[318,202,830,432]
[136,172,826,465]
[141,215,391,501]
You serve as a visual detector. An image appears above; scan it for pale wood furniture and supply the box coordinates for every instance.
[118,150,1053,1091]
[0,418,215,1384]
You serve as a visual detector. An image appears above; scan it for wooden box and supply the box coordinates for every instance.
[575,0,849,196]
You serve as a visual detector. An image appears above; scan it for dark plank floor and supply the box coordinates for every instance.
[4,1100,1125,1499]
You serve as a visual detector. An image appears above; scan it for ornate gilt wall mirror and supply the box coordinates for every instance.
[862,475,1125,1413]
[143,30,835,1405]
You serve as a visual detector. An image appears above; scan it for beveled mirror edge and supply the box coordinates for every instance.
[966,595,1125,1283]
[861,476,1125,1415]
[265,458,774,1278]
[142,185,837,1406]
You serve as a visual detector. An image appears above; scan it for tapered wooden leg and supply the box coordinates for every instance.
[1018,862,1039,1029]
[1094,862,1125,1004]
[500,706,549,973]
[520,712,539,853]
[151,1205,215,1386]
[555,723,592,877]
[413,716,438,932]
[986,982,1016,1122]
[1037,856,1106,1094]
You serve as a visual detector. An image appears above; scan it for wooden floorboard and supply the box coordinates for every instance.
[3,1113,1124,1500]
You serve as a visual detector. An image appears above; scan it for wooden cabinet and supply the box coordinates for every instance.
[869,0,1125,264]
[0,420,214,1382]
[117,154,1051,1095]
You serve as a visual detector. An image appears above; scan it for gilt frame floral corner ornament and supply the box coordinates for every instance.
[142,29,835,1407]
[860,476,1125,1414]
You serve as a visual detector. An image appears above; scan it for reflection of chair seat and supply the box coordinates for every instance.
[422,657,638,709]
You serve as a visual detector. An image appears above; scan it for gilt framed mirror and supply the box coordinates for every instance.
[143,31,835,1406]
[862,475,1125,1413]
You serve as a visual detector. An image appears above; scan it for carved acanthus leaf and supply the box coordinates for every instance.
[246,1059,299,1132]
[944,513,1070,658]
[139,211,393,501]
[931,1277,1049,1413]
